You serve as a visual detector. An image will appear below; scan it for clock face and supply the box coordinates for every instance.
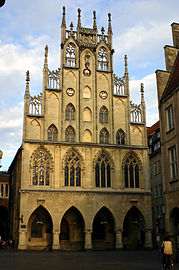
[66,88,75,96]
[99,91,108,99]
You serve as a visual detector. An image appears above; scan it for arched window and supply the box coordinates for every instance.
[48,124,58,141]
[124,154,140,188]
[99,106,108,124]
[65,103,75,120]
[95,152,111,188]
[116,129,125,145]
[98,47,108,71]
[31,147,52,186]
[64,151,81,187]
[100,128,109,144]
[66,43,76,67]
[65,126,75,142]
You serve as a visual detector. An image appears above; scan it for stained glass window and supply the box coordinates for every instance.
[116,129,125,145]
[32,147,52,187]
[65,103,75,121]
[64,151,81,187]
[99,106,108,124]
[48,124,58,141]
[100,128,109,144]
[95,152,111,188]
[124,153,140,188]
[65,126,75,142]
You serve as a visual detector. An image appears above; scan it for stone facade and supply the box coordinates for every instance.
[156,23,179,259]
[9,7,152,251]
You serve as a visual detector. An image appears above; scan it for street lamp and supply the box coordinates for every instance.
[0,0,6,8]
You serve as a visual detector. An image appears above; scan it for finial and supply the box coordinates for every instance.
[77,8,81,28]
[93,11,97,30]
[70,22,74,35]
[26,70,30,83]
[44,45,48,70]
[141,83,145,103]
[124,55,128,75]
[108,13,112,33]
[61,6,66,27]
[25,70,30,98]
[101,27,105,39]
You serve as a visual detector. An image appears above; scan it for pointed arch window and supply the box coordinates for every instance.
[64,151,81,187]
[48,124,58,141]
[65,126,75,142]
[95,152,111,188]
[116,129,125,145]
[100,128,109,144]
[99,106,108,124]
[31,147,52,186]
[66,43,76,67]
[98,47,108,71]
[65,103,75,121]
[124,154,140,188]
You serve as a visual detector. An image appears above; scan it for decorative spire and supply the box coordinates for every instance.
[93,11,97,30]
[25,70,30,98]
[61,6,66,27]
[77,8,81,28]
[101,27,105,39]
[108,13,112,33]
[124,55,128,76]
[43,45,48,70]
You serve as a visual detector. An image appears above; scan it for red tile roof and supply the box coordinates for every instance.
[147,120,160,137]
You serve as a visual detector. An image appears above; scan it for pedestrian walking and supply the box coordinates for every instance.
[161,236,174,269]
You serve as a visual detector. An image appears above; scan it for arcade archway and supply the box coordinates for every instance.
[92,207,115,250]
[27,206,53,250]
[123,206,145,249]
[60,206,85,251]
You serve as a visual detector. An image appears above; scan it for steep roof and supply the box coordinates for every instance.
[160,52,179,103]
[147,120,160,137]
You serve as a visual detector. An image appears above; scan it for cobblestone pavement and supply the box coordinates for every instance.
[0,250,178,270]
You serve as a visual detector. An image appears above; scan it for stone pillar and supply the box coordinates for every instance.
[85,229,92,250]
[18,230,27,250]
[52,231,60,250]
[145,230,153,249]
[116,229,123,249]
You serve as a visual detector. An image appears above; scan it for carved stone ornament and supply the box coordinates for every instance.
[66,88,75,96]
[99,91,108,99]
[83,68,91,77]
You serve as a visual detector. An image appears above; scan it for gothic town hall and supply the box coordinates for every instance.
[9,7,152,251]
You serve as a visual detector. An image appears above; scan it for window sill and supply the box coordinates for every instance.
[166,127,174,134]
[169,178,178,184]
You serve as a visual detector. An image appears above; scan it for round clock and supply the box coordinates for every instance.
[99,91,108,99]
[66,88,75,96]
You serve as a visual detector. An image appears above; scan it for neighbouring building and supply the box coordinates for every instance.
[9,7,152,251]
[156,23,179,259]
[147,121,165,247]
[0,151,10,240]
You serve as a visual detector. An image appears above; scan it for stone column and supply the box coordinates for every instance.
[52,231,60,250]
[145,230,153,249]
[85,229,92,250]
[116,229,123,249]
[18,230,27,250]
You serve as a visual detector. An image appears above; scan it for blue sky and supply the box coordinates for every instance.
[0,0,179,171]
